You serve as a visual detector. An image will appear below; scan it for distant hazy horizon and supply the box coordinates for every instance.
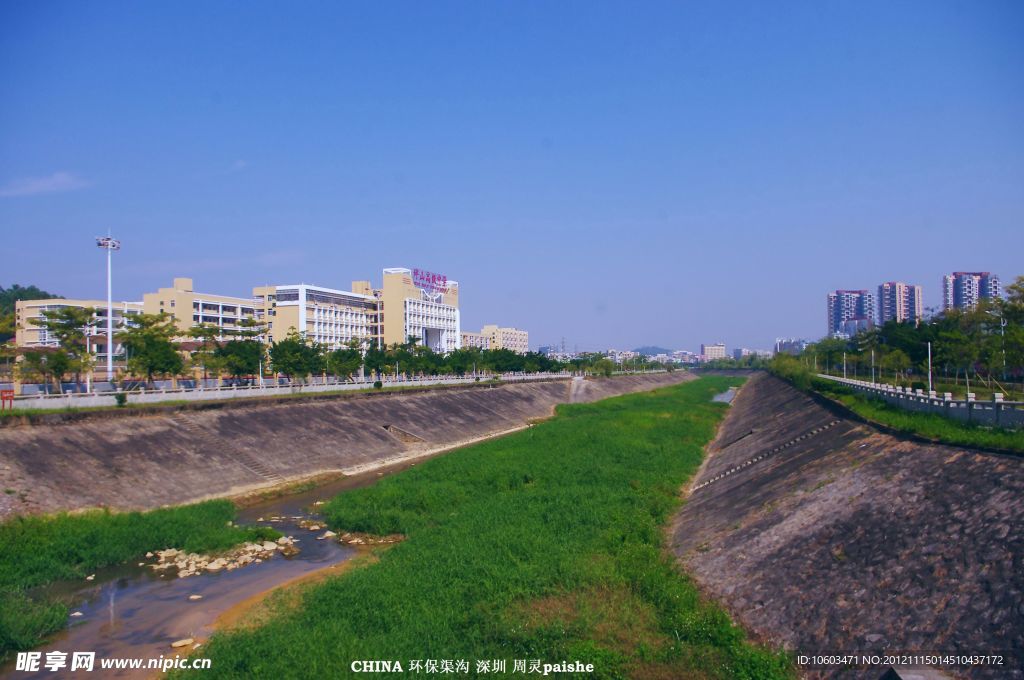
[2,1,1022,352]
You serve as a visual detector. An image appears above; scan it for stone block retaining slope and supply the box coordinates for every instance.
[671,372,1024,679]
[0,373,690,518]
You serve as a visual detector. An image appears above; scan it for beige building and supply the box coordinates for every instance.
[15,298,143,364]
[353,268,461,353]
[143,278,260,340]
[254,284,375,349]
[700,343,727,361]
[460,331,490,350]
[481,324,529,354]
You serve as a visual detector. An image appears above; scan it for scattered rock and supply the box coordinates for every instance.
[170,638,194,649]
[145,552,154,558]
[70,611,83,617]
[261,541,279,552]
[85,574,95,581]
[188,595,203,601]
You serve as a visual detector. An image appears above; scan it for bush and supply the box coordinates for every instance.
[373,380,383,389]
[114,392,128,407]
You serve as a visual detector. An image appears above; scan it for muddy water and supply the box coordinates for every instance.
[1,463,422,680]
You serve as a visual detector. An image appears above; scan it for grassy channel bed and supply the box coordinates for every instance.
[184,376,792,679]
[0,500,278,658]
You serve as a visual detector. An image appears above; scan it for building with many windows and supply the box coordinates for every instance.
[878,281,923,325]
[353,268,461,353]
[143,278,260,341]
[253,284,375,350]
[700,343,727,361]
[942,272,1001,311]
[14,298,142,364]
[481,325,529,354]
[827,290,875,337]
[460,331,490,350]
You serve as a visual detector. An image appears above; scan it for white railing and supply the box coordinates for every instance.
[816,374,1024,429]
[7,372,573,411]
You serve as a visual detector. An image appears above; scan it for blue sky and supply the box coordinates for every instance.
[2,1,1022,352]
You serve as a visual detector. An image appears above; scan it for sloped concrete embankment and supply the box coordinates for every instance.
[671,372,1024,679]
[0,373,690,518]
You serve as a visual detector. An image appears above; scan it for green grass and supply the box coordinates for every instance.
[818,383,1024,454]
[771,357,1023,454]
[184,377,792,679]
[0,499,279,659]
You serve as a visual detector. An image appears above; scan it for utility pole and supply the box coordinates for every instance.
[95,235,121,382]
[871,349,875,383]
[927,341,933,393]
[843,352,847,379]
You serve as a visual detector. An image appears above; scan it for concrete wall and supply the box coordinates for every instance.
[672,373,1024,674]
[0,372,691,518]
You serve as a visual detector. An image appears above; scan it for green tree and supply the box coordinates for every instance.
[593,358,615,377]
[216,340,264,381]
[325,340,363,380]
[269,330,322,382]
[117,313,184,386]
[34,306,97,391]
[188,323,225,384]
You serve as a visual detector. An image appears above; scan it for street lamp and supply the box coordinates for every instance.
[95,235,121,382]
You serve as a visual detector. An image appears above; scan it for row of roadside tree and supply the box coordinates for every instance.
[6,312,669,392]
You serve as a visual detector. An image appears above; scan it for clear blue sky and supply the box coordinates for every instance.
[2,1,1022,352]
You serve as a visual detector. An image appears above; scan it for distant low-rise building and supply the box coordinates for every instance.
[774,338,808,356]
[461,331,490,350]
[15,298,142,364]
[143,278,260,341]
[481,324,529,354]
[700,343,727,361]
[253,283,375,350]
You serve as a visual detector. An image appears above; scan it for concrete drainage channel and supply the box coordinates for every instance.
[691,420,841,492]
[673,372,1024,679]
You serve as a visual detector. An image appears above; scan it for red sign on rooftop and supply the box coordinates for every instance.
[412,268,449,295]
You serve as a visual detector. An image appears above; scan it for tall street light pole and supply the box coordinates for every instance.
[96,235,121,382]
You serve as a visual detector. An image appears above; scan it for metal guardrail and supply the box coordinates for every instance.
[817,374,1024,429]
[7,372,575,411]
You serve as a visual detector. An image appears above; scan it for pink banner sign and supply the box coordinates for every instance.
[412,268,449,294]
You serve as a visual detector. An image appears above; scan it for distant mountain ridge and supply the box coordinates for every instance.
[633,346,673,356]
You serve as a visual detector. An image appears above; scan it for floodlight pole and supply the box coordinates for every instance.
[96,235,121,382]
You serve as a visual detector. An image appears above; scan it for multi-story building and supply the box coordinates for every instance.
[143,278,260,341]
[942,272,1001,311]
[253,284,375,350]
[353,267,461,354]
[827,290,875,336]
[878,282,924,325]
[481,325,529,354]
[700,343,727,361]
[14,298,143,363]
[774,338,809,356]
[460,331,490,350]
